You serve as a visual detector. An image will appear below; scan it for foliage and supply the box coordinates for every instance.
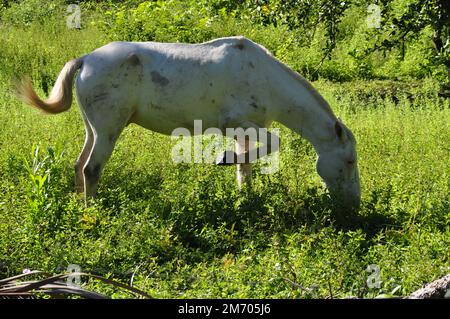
[22,144,65,229]
[240,0,351,65]
[99,0,216,42]
[0,0,63,26]
[92,0,447,82]
[374,0,450,69]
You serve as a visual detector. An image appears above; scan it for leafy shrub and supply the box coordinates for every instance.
[100,0,216,43]
[0,0,64,26]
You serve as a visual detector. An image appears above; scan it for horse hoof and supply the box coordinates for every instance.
[216,150,237,165]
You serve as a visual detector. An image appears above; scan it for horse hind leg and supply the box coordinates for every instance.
[75,112,94,193]
[82,126,123,206]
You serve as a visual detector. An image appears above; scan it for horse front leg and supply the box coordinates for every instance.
[235,137,254,190]
[234,121,280,163]
[217,121,280,190]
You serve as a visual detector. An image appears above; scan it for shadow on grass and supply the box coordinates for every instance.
[92,168,400,257]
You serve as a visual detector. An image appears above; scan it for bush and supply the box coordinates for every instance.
[100,0,215,43]
[96,0,442,82]
[0,0,64,26]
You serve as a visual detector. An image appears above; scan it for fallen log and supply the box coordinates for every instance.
[408,274,450,299]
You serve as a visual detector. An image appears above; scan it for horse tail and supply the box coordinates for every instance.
[15,58,83,114]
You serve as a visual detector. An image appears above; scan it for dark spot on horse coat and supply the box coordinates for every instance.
[249,62,255,68]
[95,92,108,100]
[234,43,244,50]
[250,95,258,108]
[85,163,101,180]
[150,103,162,110]
[87,92,108,106]
[151,71,170,87]
[127,53,141,66]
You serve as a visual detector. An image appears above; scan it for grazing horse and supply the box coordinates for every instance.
[16,36,360,208]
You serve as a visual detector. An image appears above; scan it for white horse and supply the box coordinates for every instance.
[16,36,360,207]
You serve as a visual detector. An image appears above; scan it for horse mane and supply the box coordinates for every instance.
[251,40,336,119]
[247,39,361,145]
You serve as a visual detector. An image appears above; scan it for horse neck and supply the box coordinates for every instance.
[270,69,338,155]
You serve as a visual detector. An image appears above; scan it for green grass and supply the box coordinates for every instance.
[0,2,448,299]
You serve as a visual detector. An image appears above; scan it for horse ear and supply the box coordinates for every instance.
[335,121,343,140]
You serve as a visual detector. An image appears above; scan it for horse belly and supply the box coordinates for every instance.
[131,70,228,135]
[132,94,223,136]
